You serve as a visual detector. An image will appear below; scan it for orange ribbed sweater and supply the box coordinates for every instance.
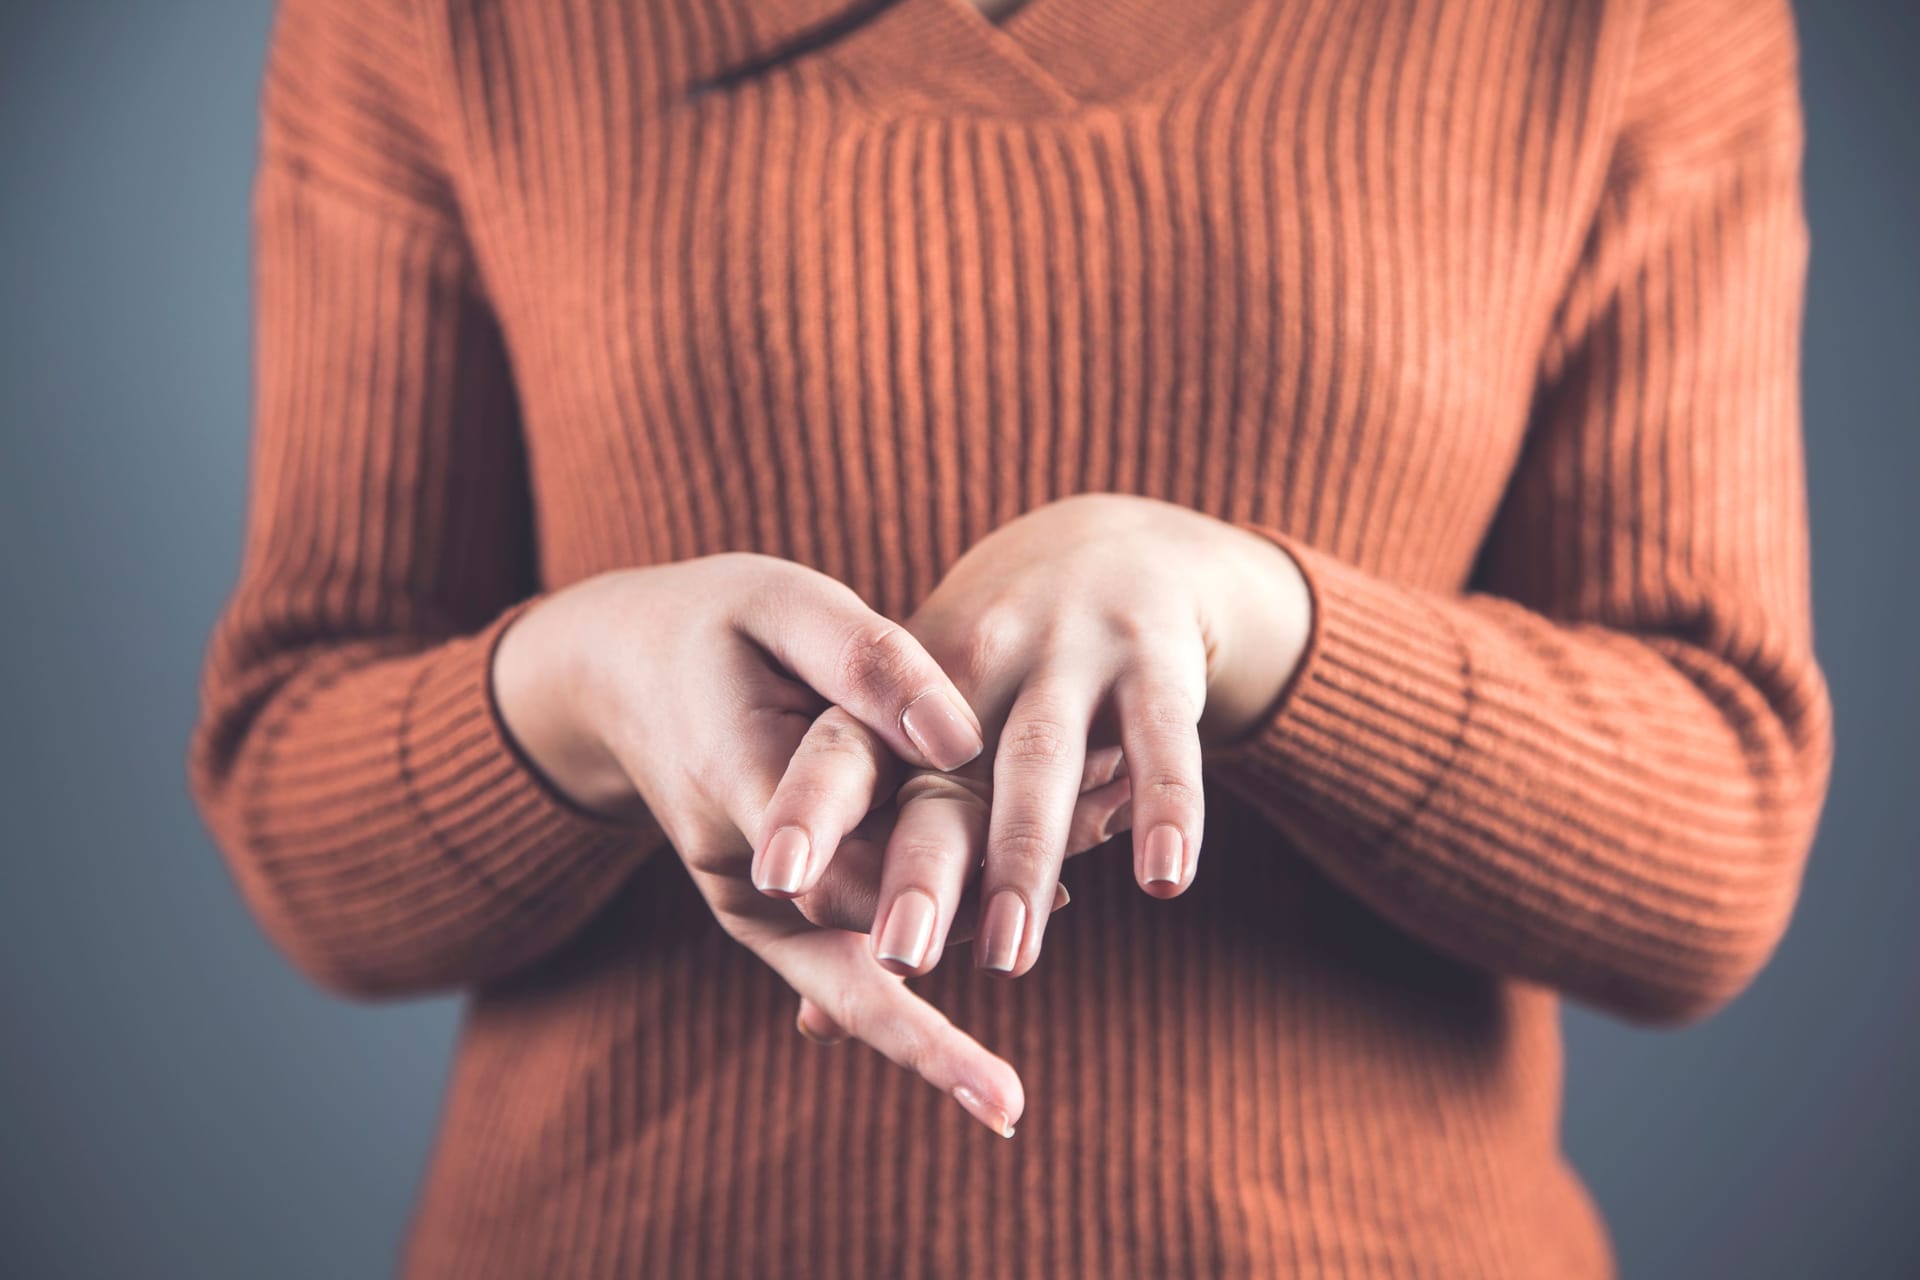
[186,0,1834,1275]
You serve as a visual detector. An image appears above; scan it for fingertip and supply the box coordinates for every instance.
[1013,886,1067,972]
[952,1084,1016,1137]
[1138,823,1186,899]
[753,825,812,898]
[796,1005,847,1046]
[900,687,986,772]
[998,1066,1027,1136]
[953,1060,1025,1139]
[873,888,940,975]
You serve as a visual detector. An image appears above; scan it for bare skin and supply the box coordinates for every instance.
[493,494,1312,1135]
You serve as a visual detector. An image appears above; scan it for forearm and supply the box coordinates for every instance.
[1202,526,1834,1026]
[188,597,659,998]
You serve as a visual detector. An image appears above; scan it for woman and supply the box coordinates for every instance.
[186,0,1834,1274]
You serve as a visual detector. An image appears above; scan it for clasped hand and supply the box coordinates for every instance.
[493,492,1310,1137]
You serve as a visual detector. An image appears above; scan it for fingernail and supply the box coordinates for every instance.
[952,1084,1016,1138]
[901,689,984,771]
[1051,883,1071,911]
[875,889,938,971]
[1143,823,1184,890]
[977,888,1027,973]
[755,826,811,896]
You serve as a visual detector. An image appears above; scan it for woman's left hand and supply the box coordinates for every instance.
[757,492,1313,992]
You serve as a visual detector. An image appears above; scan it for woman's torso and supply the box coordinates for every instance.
[389,0,1638,1273]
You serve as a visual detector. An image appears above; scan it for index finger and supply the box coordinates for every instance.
[751,704,900,898]
[695,863,1025,1139]
[735,573,986,772]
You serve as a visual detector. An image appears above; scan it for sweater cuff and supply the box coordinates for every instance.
[398,598,662,890]
[1200,523,1475,851]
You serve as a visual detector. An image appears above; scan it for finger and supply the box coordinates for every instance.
[790,819,891,933]
[751,704,900,898]
[735,575,986,772]
[1065,768,1133,855]
[943,879,1074,952]
[1082,741,1129,790]
[759,925,1024,1138]
[975,673,1105,977]
[795,995,848,1045]
[786,743,1123,939]
[683,726,1020,1137]
[794,787,1111,938]
[870,770,991,976]
[1113,667,1208,898]
[871,751,1123,970]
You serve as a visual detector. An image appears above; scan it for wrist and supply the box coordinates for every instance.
[1197,523,1314,750]
[493,591,651,825]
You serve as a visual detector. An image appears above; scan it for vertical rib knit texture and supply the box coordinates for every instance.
[185,0,1833,1275]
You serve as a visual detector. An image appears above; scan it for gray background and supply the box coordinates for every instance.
[1,1,1913,1276]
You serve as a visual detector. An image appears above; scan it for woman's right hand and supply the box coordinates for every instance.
[489,552,1109,1136]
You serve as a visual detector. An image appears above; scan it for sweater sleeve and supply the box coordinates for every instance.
[1198,0,1833,1027]
[185,0,662,999]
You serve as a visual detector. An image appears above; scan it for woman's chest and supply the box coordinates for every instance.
[441,0,1628,599]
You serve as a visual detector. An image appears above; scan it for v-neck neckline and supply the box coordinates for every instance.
[769,0,1259,119]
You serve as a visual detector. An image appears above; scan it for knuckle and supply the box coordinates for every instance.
[952,608,1024,683]
[799,709,877,759]
[829,982,918,1056]
[766,779,844,823]
[991,814,1060,873]
[998,714,1075,770]
[1136,685,1204,730]
[1096,608,1167,650]
[886,831,962,871]
[1137,768,1203,813]
[835,620,922,700]
[886,1019,934,1075]
[824,983,868,1039]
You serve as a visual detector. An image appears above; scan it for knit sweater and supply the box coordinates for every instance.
[185,0,1834,1275]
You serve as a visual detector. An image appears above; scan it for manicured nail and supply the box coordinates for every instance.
[952,1084,1016,1138]
[977,888,1027,973]
[875,889,939,972]
[755,826,811,896]
[1143,823,1184,891]
[901,689,985,771]
[1052,883,1071,911]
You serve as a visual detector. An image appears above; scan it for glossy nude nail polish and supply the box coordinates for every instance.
[1143,823,1184,893]
[900,688,984,771]
[874,889,938,971]
[977,888,1027,973]
[754,826,811,896]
